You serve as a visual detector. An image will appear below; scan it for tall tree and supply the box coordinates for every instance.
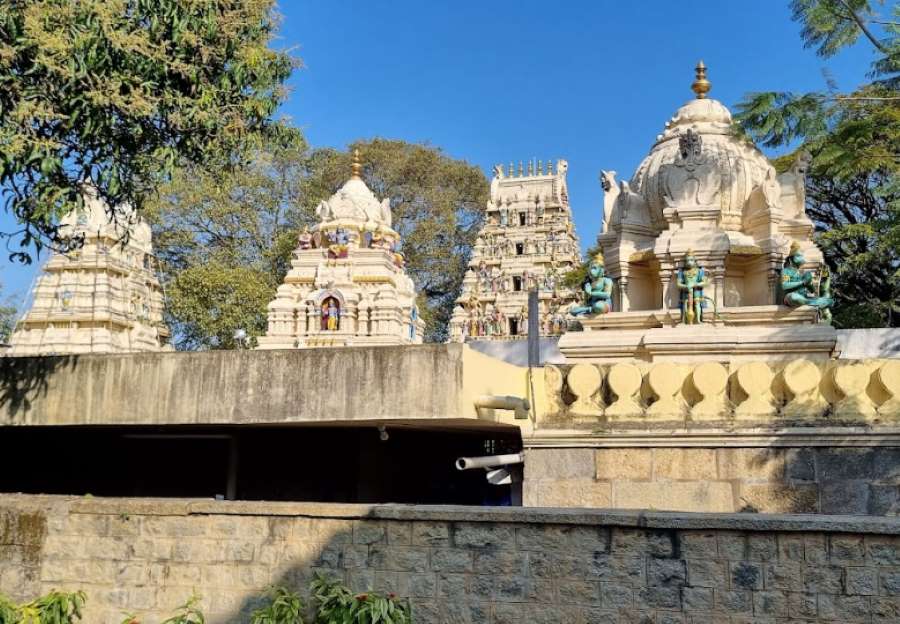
[735,0,899,327]
[303,139,487,341]
[0,281,16,343]
[0,0,296,262]
[146,138,315,350]
[150,138,487,348]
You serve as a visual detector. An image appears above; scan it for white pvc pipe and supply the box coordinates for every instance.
[473,395,530,412]
[456,452,525,471]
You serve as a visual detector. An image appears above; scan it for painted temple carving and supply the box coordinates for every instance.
[7,190,170,355]
[558,62,836,362]
[257,150,424,349]
[449,159,582,340]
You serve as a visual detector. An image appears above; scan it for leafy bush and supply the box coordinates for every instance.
[250,587,304,624]
[0,590,85,624]
[310,574,411,624]
[160,595,204,624]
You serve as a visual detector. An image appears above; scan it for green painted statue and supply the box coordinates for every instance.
[569,252,613,316]
[781,241,833,323]
[676,249,710,324]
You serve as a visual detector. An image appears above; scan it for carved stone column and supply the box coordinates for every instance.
[618,274,630,313]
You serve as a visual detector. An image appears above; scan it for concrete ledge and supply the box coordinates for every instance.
[3,494,898,535]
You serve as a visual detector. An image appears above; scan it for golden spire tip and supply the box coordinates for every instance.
[351,148,362,178]
[691,60,711,99]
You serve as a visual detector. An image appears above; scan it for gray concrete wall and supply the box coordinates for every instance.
[1,495,899,623]
[0,345,466,426]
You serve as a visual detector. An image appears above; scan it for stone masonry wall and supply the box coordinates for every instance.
[1,495,899,623]
[524,448,900,516]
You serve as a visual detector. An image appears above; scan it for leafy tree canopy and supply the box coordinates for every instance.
[735,0,899,327]
[0,280,16,343]
[149,137,487,348]
[0,0,296,262]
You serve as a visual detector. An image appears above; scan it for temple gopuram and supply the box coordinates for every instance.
[449,159,581,341]
[560,62,837,362]
[6,190,170,355]
[257,150,424,349]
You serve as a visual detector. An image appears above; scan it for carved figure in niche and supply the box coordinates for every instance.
[500,207,508,227]
[535,198,545,224]
[569,252,613,316]
[662,129,721,208]
[326,229,350,259]
[321,297,341,331]
[600,170,619,231]
[781,241,833,323]
[517,307,527,335]
[490,164,504,205]
[677,249,710,324]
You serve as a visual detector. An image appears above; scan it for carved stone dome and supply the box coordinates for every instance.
[629,86,773,232]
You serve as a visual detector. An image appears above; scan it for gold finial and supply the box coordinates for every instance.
[518,161,524,177]
[527,160,533,176]
[691,60,711,99]
[538,160,544,175]
[509,162,515,177]
[351,148,363,178]
[547,160,553,175]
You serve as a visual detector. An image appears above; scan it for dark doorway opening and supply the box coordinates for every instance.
[515,243,524,255]
[0,424,522,506]
[513,276,522,291]
[509,318,519,335]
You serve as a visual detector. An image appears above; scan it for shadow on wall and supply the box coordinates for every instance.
[0,355,79,420]
[738,446,900,516]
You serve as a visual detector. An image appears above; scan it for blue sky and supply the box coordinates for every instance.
[0,0,878,306]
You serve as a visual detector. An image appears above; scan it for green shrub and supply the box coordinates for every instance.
[160,595,204,624]
[250,587,304,624]
[0,590,85,624]
[310,574,411,624]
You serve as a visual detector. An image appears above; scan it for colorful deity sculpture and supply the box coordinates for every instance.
[781,241,834,323]
[677,249,710,324]
[297,225,313,250]
[321,298,340,331]
[569,252,613,316]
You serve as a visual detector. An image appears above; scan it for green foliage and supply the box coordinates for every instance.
[310,574,411,624]
[302,139,488,341]
[0,281,17,343]
[147,137,314,350]
[250,586,304,624]
[160,595,204,624]
[0,0,296,261]
[151,137,487,346]
[0,590,85,624]
[735,0,899,327]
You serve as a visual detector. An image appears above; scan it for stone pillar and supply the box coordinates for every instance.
[659,265,674,312]
[712,265,726,312]
[619,273,630,313]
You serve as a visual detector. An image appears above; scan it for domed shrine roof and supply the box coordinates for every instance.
[629,61,774,232]
[314,149,393,230]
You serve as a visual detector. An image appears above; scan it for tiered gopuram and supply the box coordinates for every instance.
[7,191,170,355]
[559,62,836,362]
[257,150,424,348]
[449,159,582,340]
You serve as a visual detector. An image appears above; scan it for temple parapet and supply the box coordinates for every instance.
[534,358,900,428]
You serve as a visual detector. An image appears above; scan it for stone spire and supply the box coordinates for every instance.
[7,191,170,355]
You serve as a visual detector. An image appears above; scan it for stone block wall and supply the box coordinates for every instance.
[1,495,900,623]
[524,448,900,515]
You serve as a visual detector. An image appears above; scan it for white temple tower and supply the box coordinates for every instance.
[257,150,424,349]
[7,191,170,355]
[449,159,582,341]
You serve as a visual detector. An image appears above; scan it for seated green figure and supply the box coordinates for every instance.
[677,249,709,324]
[569,252,613,316]
[781,241,833,323]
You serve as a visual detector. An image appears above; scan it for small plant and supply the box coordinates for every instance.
[310,574,410,624]
[1,590,86,624]
[160,595,204,624]
[250,586,304,624]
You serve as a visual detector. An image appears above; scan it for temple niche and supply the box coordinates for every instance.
[7,190,170,355]
[257,150,424,349]
[559,62,836,362]
[449,159,581,341]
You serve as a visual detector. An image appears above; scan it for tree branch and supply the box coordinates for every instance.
[836,0,891,54]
